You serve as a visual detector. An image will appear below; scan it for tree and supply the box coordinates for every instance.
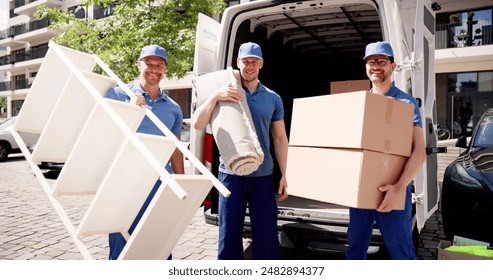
[35,0,226,82]
[0,97,6,115]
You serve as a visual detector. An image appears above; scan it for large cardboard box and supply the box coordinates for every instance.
[437,240,493,260]
[286,146,407,210]
[289,91,414,157]
[331,80,370,94]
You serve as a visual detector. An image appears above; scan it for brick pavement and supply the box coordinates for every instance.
[0,140,461,260]
[0,155,241,260]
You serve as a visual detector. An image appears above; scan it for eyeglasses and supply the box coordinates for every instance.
[366,58,390,67]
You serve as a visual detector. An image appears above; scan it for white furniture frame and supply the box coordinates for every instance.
[10,41,230,260]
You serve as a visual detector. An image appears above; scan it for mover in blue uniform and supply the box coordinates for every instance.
[105,44,184,260]
[193,42,289,260]
[346,41,427,260]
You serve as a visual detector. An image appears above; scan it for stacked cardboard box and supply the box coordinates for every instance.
[286,91,414,210]
[437,240,493,260]
[331,80,371,94]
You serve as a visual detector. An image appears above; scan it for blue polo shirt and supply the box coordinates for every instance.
[384,85,423,127]
[105,83,183,172]
[219,82,284,177]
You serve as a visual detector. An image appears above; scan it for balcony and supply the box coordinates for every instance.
[14,0,63,16]
[0,79,31,96]
[0,81,12,96]
[0,19,54,47]
[93,4,117,20]
[436,19,492,49]
[10,8,19,19]
[0,44,48,72]
[0,54,13,71]
[0,55,11,66]
[15,79,31,90]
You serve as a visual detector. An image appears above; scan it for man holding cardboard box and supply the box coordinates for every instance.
[345,41,426,260]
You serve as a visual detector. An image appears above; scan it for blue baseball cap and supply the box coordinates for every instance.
[139,44,167,62]
[238,42,263,59]
[363,41,394,60]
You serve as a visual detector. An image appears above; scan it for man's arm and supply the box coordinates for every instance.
[170,135,185,174]
[271,120,289,201]
[377,126,426,212]
[192,86,243,130]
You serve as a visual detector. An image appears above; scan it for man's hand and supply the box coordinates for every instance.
[213,85,243,103]
[131,94,146,107]
[277,176,288,202]
[376,184,403,212]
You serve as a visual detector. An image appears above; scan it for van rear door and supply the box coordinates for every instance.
[190,13,221,173]
[382,0,440,231]
[410,1,440,231]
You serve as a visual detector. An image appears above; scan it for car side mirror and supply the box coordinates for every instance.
[455,135,468,148]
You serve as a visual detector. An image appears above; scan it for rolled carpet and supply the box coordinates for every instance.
[193,67,264,175]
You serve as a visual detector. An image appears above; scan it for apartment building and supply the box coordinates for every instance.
[1,0,492,140]
[0,0,195,122]
[434,0,493,138]
[0,0,109,117]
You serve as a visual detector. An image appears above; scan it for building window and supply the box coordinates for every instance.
[11,100,24,116]
[479,72,493,92]
[447,71,493,138]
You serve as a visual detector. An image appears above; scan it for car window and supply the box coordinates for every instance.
[181,119,190,143]
[474,118,493,147]
[0,118,16,130]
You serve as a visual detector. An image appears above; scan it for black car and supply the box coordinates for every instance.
[441,108,493,245]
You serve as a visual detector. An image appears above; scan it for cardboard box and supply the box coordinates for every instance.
[331,80,370,94]
[286,146,407,210]
[437,240,493,260]
[289,91,414,157]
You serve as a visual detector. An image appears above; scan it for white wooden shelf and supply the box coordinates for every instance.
[32,71,117,163]
[15,45,97,134]
[119,174,213,260]
[12,41,230,260]
[52,100,146,196]
[76,132,176,237]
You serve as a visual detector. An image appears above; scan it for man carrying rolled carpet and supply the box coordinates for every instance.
[193,42,289,260]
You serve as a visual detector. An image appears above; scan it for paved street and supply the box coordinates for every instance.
[0,140,460,260]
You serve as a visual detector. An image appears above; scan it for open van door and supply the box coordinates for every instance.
[410,0,440,231]
[382,0,440,231]
[190,13,220,174]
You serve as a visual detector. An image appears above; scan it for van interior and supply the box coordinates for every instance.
[223,2,383,178]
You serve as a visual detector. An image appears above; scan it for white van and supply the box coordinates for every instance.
[191,0,442,256]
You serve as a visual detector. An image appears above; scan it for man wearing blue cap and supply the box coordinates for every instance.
[345,41,426,260]
[105,44,184,260]
[193,42,289,260]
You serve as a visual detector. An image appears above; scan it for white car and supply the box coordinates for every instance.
[0,117,39,161]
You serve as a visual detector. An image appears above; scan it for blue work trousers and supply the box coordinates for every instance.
[218,172,279,260]
[346,186,416,260]
[108,180,171,260]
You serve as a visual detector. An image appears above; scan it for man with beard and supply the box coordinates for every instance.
[105,44,184,260]
[193,42,289,259]
[345,41,426,260]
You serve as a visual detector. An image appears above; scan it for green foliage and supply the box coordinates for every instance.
[0,97,6,110]
[35,0,226,83]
